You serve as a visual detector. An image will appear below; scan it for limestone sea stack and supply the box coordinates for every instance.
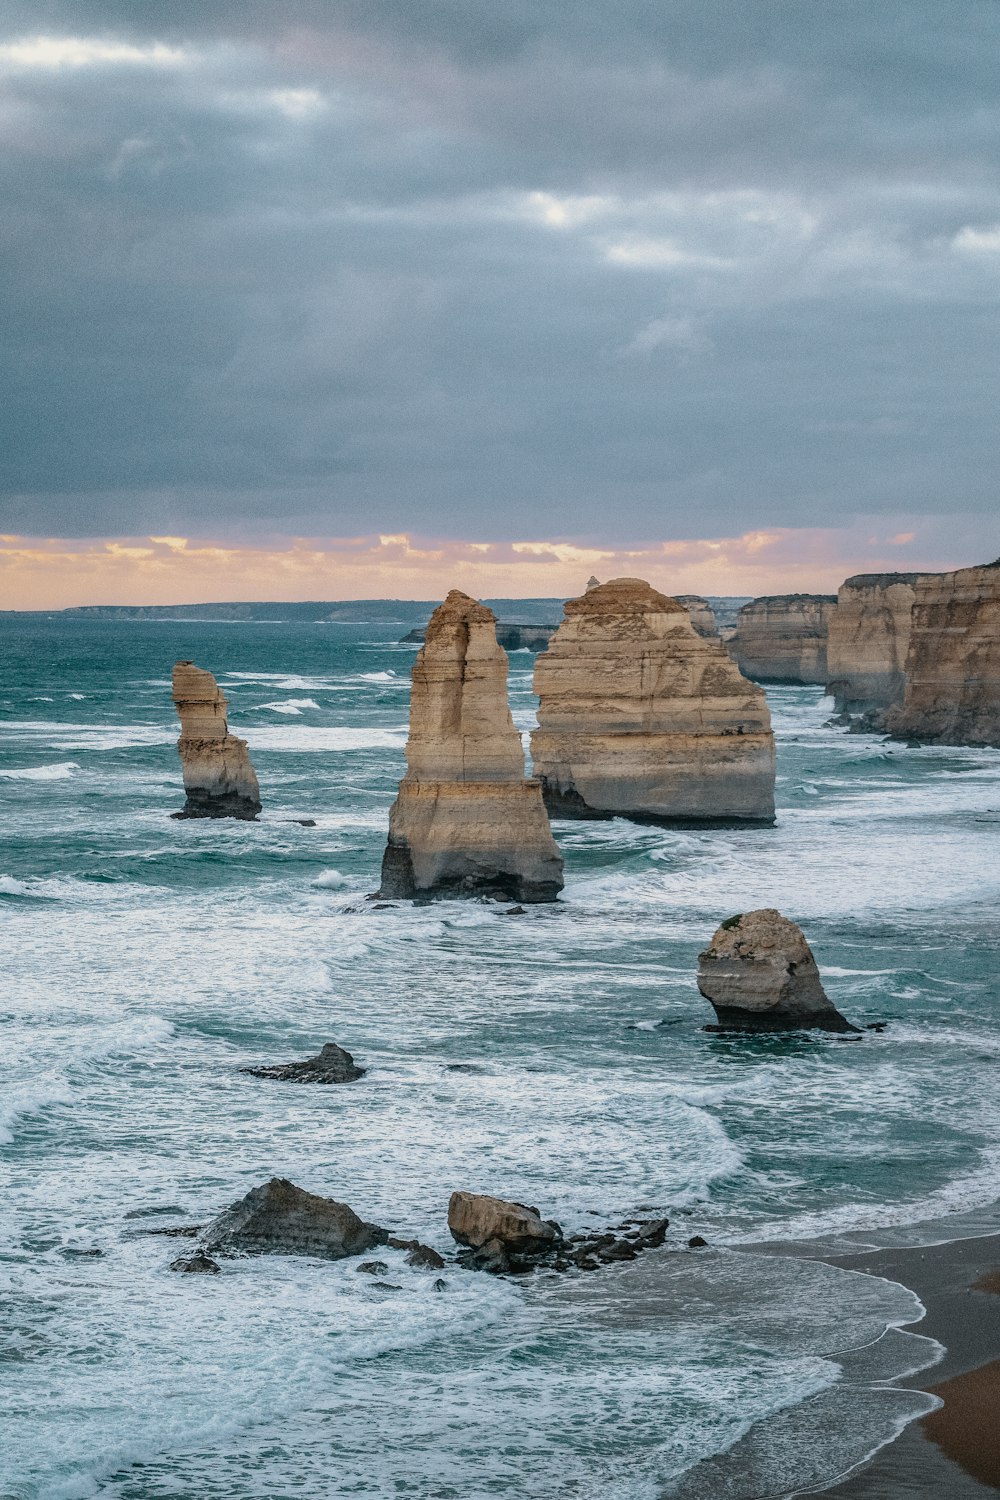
[730,595,837,684]
[885,562,1000,746]
[379,591,564,901]
[530,578,775,825]
[697,909,857,1033]
[675,595,718,638]
[826,574,919,716]
[171,661,261,819]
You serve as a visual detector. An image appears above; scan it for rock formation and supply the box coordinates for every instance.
[399,622,555,652]
[241,1041,365,1084]
[730,595,837,684]
[885,563,1000,746]
[200,1177,388,1259]
[530,578,775,825]
[675,595,717,638]
[379,590,564,902]
[171,661,261,819]
[697,909,857,1033]
[826,574,919,716]
[448,1191,562,1271]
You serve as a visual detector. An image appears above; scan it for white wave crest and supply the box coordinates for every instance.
[243,726,407,752]
[0,761,79,780]
[257,698,322,715]
[312,869,347,888]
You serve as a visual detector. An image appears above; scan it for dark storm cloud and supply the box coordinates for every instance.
[1,3,999,544]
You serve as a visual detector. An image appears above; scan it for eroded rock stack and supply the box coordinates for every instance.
[885,563,1000,746]
[171,661,261,819]
[379,590,564,901]
[826,574,919,717]
[730,595,837,684]
[675,595,717,638]
[530,578,775,824]
[697,909,857,1032]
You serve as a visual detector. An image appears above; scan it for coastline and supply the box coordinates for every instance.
[813,1230,1000,1496]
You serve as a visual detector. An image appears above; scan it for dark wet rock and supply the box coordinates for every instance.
[433,1277,447,1292]
[145,1224,201,1238]
[124,1204,188,1220]
[865,1021,888,1032]
[293,819,317,827]
[170,1251,221,1274]
[688,1235,709,1248]
[241,1042,366,1085]
[598,1240,638,1263]
[406,1243,446,1270]
[371,1281,403,1291]
[371,902,396,910]
[201,1177,388,1261]
[356,1261,389,1276]
[444,1063,486,1074]
[61,1246,104,1258]
[504,906,526,916]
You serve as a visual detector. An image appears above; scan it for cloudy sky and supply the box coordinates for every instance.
[2,2,998,605]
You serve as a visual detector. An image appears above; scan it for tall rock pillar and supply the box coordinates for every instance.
[171,661,262,819]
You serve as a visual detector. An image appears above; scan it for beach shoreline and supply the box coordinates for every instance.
[810,1229,1000,1496]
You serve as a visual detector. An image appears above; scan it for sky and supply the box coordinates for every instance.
[2,2,998,606]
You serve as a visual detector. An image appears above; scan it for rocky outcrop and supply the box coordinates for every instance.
[241,1042,365,1084]
[675,595,717,638]
[200,1177,388,1259]
[171,661,261,819]
[730,595,837,684]
[530,578,775,825]
[399,623,556,652]
[826,574,919,715]
[885,563,1000,746]
[697,909,857,1032]
[380,591,564,902]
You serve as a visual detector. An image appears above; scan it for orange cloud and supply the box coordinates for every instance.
[0,527,969,610]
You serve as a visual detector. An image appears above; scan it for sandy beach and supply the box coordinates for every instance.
[817,1231,1000,1496]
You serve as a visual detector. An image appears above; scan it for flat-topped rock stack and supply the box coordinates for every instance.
[675,595,717,638]
[730,595,837,684]
[530,578,775,825]
[885,563,1000,746]
[171,661,261,819]
[826,574,919,717]
[697,909,857,1032]
[379,590,564,901]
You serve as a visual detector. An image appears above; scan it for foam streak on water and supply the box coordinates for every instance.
[2,620,1000,1499]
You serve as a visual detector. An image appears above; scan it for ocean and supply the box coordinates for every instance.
[2,615,999,1499]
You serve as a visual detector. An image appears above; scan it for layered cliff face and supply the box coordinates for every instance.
[697,909,856,1032]
[530,577,775,825]
[380,590,564,901]
[885,563,1000,746]
[826,574,918,714]
[675,595,717,638]
[171,661,261,819]
[730,595,837,684]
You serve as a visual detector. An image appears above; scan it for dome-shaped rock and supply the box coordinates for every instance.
[697,909,857,1032]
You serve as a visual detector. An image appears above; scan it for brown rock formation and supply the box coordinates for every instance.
[530,578,775,825]
[448,1191,561,1255]
[379,591,564,901]
[826,574,919,715]
[697,909,857,1032]
[201,1177,388,1259]
[241,1041,365,1084]
[885,563,1000,746]
[675,595,718,638]
[730,595,837,684]
[171,661,261,819]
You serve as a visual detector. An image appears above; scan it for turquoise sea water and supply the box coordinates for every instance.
[2,617,1000,1498]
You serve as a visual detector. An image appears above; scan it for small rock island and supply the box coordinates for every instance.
[379,590,564,901]
[697,908,857,1033]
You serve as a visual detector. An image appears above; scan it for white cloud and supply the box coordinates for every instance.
[619,315,713,359]
[952,224,1000,254]
[0,36,187,70]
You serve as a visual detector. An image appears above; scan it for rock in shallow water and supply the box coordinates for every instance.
[201,1177,388,1260]
[241,1042,366,1084]
[170,1251,221,1274]
[171,661,261,820]
[697,909,858,1033]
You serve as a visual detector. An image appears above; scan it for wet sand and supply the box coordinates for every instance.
[817,1231,1000,1497]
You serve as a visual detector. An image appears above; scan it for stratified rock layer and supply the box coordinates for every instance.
[885,564,1000,746]
[530,578,775,824]
[675,595,717,638]
[201,1177,388,1259]
[826,574,919,714]
[171,661,261,819]
[730,595,837,684]
[380,591,563,901]
[697,909,856,1032]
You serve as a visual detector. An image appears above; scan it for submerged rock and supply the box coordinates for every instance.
[170,1250,221,1274]
[171,661,261,819]
[379,590,564,902]
[697,909,858,1033]
[730,595,837,684]
[201,1177,388,1260]
[885,562,1000,747]
[530,578,775,825]
[826,573,920,717]
[241,1042,366,1084]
